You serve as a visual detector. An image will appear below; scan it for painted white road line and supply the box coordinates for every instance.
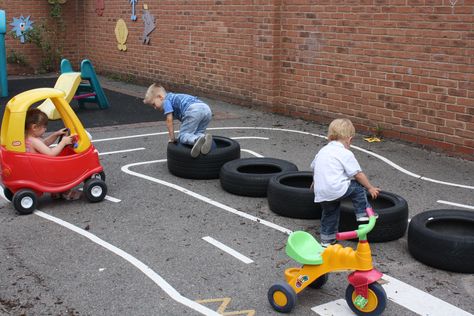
[77,188,121,203]
[382,274,474,316]
[94,126,474,190]
[120,159,472,315]
[104,195,121,203]
[33,210,220,316]
[121,160,292,235]
[231,137,269,140]
[437,200,474,210]
[312,299,354,315]
[241,149,264,157]
[92,131,168,142]
[99,147,146,156]
[312,274,474,316]
[202,236,254,264]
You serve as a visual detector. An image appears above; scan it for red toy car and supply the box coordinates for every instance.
[0,88,107,214]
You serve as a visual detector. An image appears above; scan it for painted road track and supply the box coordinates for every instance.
[1,126,473,315]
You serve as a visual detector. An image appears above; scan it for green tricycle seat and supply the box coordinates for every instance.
[285,231,324,265]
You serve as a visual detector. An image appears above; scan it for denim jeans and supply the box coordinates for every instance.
[178,103,212,145]
[319,180,371,243]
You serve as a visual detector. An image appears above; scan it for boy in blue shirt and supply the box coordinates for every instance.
[144,84,213,157]
[311,118,380,247]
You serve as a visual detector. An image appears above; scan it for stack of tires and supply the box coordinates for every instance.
[167,136,240,179]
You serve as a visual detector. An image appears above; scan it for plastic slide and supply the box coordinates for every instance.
[77,59,109,109]
[37,72,81,120]
[0,10,8,97]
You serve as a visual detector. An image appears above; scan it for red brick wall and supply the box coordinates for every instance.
[2,0,473,157]
[1,1,81,74]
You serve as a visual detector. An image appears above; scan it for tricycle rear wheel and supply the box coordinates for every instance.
[309,274,329,289]
[13,189,37,215]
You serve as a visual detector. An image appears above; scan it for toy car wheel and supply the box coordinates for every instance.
[89,171,106,181]
[345,282,387,316]
[268,282,297,313]
[83,178,107,202]
[309,273,329,289]
[3,187,13,201]
[12,189,38,215]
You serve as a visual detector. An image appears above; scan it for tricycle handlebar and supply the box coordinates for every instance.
[336,208,377,241]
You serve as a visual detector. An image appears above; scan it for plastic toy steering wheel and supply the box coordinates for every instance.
[57,127,70,144]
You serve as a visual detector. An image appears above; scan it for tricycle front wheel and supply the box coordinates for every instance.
[345,282,387,315]
[268,282,297,313]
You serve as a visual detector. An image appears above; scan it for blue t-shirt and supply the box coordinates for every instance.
[162,92,203,121]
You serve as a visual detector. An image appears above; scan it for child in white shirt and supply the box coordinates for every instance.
[311,118,380,246]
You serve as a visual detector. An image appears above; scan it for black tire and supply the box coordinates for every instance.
[268,282,297,313]
[83,178,107,202]
[345,282,387,315]
[167,136,240,179]
[338,191,408,242]
[267,171,322,219]
[220,158,298,197]
[12,189,37,215]
[3,187,13,201]
[89,171,106,181]
[309,274,329,289]
[408,209,474,273]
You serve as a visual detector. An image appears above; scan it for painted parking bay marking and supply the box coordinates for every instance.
[437,200,474,210]
[202,236,254,264]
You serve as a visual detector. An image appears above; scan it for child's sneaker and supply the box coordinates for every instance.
[321,240,337,248]
[200,134,213,155]
[190,136,205,158]
[61,190,82,201]
[357,212,379,222]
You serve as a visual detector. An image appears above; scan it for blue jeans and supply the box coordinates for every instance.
[319,180,371,243]
[178,103,212,145]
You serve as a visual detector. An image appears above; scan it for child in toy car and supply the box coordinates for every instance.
[0,88,107,214]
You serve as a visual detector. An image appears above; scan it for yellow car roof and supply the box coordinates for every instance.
[6,88,66,113]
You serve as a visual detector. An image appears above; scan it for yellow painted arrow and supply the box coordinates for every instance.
[196,297,256,316]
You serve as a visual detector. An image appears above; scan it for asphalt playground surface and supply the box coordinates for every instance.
[0,76,473,316]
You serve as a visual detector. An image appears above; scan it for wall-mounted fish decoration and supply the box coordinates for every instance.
[115,18,128,51]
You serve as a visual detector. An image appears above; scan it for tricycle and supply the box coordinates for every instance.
[268,208,387,315]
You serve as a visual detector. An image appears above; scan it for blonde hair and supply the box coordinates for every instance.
[327,118,355,141]
[143,83,166,104]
